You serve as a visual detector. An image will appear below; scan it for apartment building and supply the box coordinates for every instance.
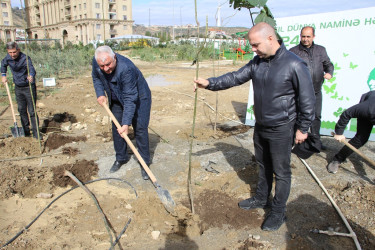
[0,0,17,42]
[25,0,133,45]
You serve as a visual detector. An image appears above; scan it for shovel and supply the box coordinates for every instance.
[4,82,24,137]
[102,103,176,213]
[331,132,375,167]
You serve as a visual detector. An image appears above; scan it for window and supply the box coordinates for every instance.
[3,12,8,17]
[96,13,100,18]
[84,3,86,9]
[95,3,100,8]
[84,14,87,18]
[123,25,127,30]
[4,21,9,25]
[79,4,81,10]
[122,5,127,11]
[123,15,127,20]
[96,24,101,29]
[1,3,7,8]
[80,15,82,19]
[97,34,101,40]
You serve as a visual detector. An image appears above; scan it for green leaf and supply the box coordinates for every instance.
[323,83,336,94]
[343,52,349,57]
[350,61,358,69]
[334,62,341,70]
[248,0,268,8]
[330,91,338,99]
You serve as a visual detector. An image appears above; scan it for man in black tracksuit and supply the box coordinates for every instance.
[327,91,375,173]
[290,26,334,150]
[194,23,315,231]
[1,42,39,139]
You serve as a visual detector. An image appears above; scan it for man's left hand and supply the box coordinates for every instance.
[27,75,33,83]
[118,125,129,138]
[324,73,332,80]
[295,129,307,144]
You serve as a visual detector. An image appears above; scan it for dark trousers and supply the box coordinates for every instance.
[253,121,295,213]
[311,91,322,144]
[334,118,373,162]
[14,84,39,136]
[110,99,151,165]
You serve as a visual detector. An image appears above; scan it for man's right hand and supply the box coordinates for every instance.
[1,76,7,85]
[97,96,107,105]
[193,78,209,91]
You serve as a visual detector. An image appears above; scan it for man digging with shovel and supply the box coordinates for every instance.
[1,42,40,139]
[92,46,152,179]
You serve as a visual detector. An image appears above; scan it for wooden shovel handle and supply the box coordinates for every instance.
[102,103,157,182]
[4,82,17,123]
[331,132,375,167]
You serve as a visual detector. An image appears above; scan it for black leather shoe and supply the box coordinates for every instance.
[110,159,129,173]
[238,197,268,210]
[321,144,327,150]
[261,211,286,231]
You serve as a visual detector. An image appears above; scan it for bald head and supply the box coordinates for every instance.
[247,22,280,59]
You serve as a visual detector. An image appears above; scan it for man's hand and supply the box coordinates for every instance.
[27,75,33,83]
[324,73,332,80]
[295,129,308,144]
[97,96,107,105]
[334,134,345,142]
[193,78,209,91]
[1,76,7,85]
[118,125,129,138]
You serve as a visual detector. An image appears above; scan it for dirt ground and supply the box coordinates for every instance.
[0,56,374,249]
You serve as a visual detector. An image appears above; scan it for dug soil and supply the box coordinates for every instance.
[0,56,374,249]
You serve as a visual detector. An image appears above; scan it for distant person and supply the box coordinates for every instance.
[290,26,334,150]
[92,46,152,179]
[327,91,375,173]
[1,41,40,139]
[194,22,315,231]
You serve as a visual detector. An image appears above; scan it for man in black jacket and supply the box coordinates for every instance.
[327,91,375,173]
[194,22,315,231]
[1,41,40,139]
[290,26,334,150]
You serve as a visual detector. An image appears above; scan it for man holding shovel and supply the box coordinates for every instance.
[327,90,375,174]
[92,46,152,179]
[1,41,40,139]
[194,23,315,231]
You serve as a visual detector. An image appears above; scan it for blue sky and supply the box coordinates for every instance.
[11,0,375,27]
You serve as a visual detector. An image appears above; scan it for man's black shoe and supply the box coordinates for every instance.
[238,197,267,210]
[110,159,129,173]
[321,144,327,150]
[141,167,150,180]
[261,211,286,231]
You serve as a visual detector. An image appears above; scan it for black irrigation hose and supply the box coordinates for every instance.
[1,178,138,249]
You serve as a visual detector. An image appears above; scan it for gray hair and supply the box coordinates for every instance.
[6,41,19,50]
[95,45,115,63]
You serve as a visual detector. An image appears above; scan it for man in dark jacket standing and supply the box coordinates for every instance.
[92,46,152,179]
[194,23,315,231]
[290,26,334,150]
[1,41,39,139]
[327,91,375,173]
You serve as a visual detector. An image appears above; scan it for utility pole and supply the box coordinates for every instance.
[172,0,175,40]
[149,8,150,27]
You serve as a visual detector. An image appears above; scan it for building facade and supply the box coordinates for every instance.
[0,0,17,42]
[25,0,133,45]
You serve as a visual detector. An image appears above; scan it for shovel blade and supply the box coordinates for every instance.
[11,125,25,138]
[156,186,176,213]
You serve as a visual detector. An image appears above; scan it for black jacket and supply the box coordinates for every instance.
[290,42,334,93]
[206,42,315,133]
[1,52,36,87]
[335,91,375,135]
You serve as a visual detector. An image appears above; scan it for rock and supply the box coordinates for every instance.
[101,116,109,126]
[151,231,160,240]
[60,121,72,132]
[37,102,46,108]
[252,235,260,240]
[36,193,53,199]
[125,204,132,209]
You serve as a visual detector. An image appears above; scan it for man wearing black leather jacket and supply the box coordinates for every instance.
[194,23,315,231]
[290,26,334,150]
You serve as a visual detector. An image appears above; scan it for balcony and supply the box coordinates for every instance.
[109,29,117,35]
[108,9,116,13]
[109,0,116,5]
[65,10,71,17]
[64,0,70,7]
